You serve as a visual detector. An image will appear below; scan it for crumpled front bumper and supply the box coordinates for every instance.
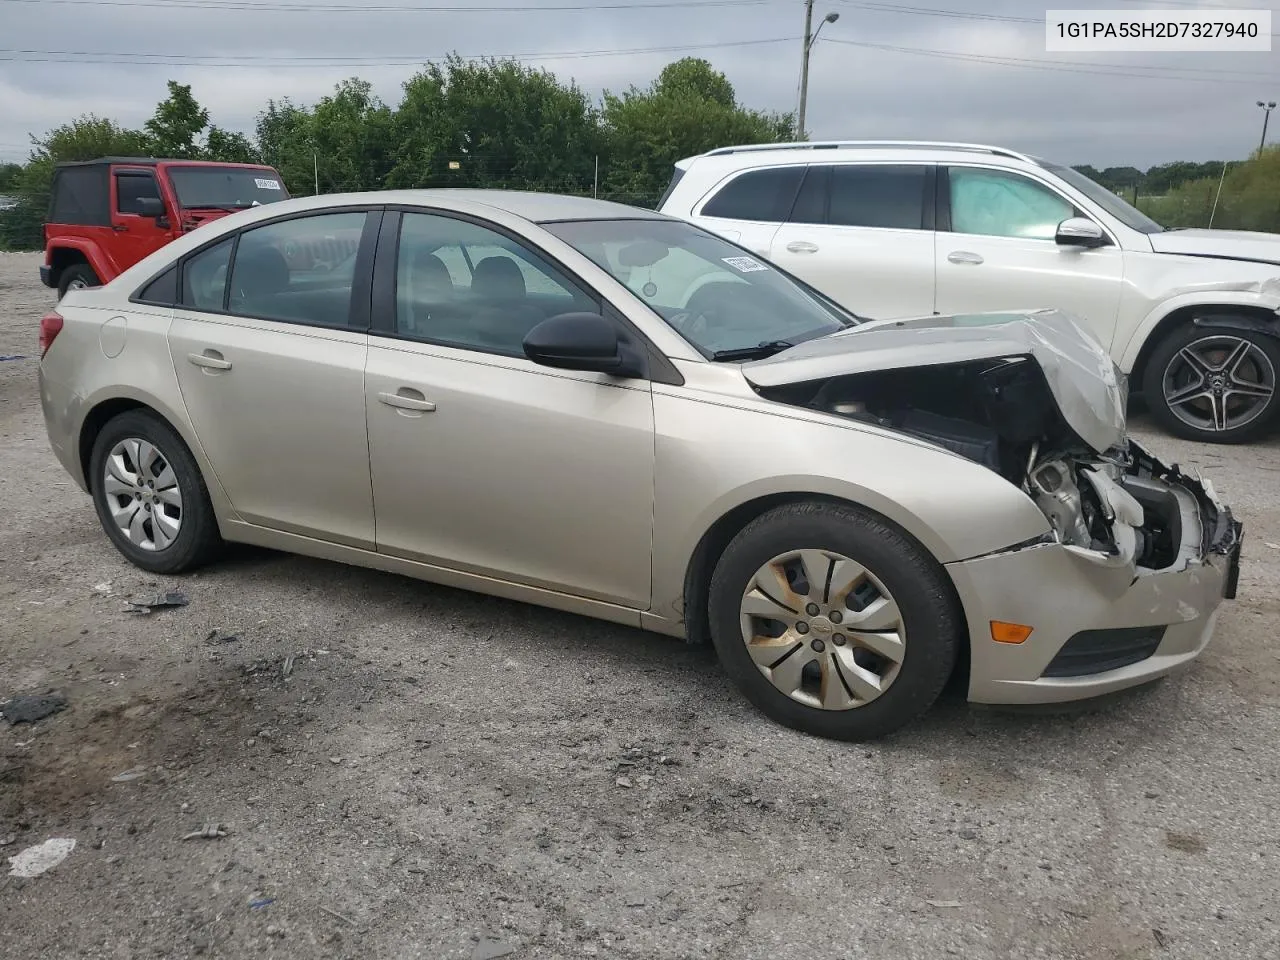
[947,443,1242,705]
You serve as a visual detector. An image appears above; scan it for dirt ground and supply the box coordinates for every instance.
[1,250,1278,960]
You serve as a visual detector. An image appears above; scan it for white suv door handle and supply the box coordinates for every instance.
[947,251,984,265]
[786,240,820,254]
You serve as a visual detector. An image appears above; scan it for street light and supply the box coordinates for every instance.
[797,3,839,139]
[1258,100,1277,154]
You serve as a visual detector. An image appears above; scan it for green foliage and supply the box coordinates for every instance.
[1140,147,1280,230]
[309,79,396,193]
[600,57,793,207]
[255,99,317,195]
[0,163,21,191]
[387,56,601,194]
[205,127,259,164]
[145,81,210,159]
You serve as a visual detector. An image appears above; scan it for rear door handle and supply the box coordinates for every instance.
[378,389,436,414]
[187,351,232,371]
[947,250,984,265]
[786,240,820,254]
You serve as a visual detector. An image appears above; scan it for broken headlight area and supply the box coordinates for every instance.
[758,356,1240,577]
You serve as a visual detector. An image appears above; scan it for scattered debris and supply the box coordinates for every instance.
[128,591,189,614]
[329,757,343,765]
[472,936,519,960]
[92,582,112,594]
[1153,928,1170,948]
[181,824,229,841]
[282,655,296,678]
[203,629,240,645]
[925,900,965,909]
[249,897,275,910]
[110,767,147,783]
[318,905,356,926]
[2,693,69,725]
[957,828,978,840]
[615,776,633,789]
[0,355,26,362]
[1144,790,1161,799]
[0,836,14,847]
[7,838,76,878]
[1265,542,1279,550]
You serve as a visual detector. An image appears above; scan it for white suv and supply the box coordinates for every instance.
[659,141,1280,443]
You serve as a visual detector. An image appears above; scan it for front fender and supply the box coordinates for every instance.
[1116,284,1280,373]
[649,389,1051,624]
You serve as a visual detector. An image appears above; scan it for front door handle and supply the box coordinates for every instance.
[786,240,820,254]
[187,351,232,371]
[947,250,984,265]
[112,225,127,232]
[378,389,436,414]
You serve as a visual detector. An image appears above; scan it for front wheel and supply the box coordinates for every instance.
[1143,324,1280,443]
[57,263,100,299]
[707,502,961,741]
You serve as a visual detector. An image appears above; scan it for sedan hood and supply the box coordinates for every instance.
[1148,228,1280,265]
[742,310,1127,454]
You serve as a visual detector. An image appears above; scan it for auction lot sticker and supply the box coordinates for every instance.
[1046,9,1271,51]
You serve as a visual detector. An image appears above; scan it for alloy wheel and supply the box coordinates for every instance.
[1162,334,1276,434]
[103,437,184,551]
[738,549,906,711]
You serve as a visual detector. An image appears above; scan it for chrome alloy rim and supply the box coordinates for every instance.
[739,550,906,711]
[103,438,183,551]
[1162,335,1275,433]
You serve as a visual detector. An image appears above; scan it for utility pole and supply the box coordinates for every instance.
[1258,100,1277,154]
[797,1,839,140]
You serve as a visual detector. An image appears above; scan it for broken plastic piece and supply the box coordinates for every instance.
[2,694,69,725]
[181,824,229,841]
[7,838,76,877]
[128,592,189,614]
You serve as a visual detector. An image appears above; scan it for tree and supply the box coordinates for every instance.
[205,127,259,164]
[145,81,210,159]
[600,57,792,207]
[387,56,600,192]
[0,163,21,192]
[255,99,316,194]
[309,78,395,192]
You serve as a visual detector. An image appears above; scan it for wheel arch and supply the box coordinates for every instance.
[680,493,970,683]
[47,240,112,288]
[1125,302,1280,393]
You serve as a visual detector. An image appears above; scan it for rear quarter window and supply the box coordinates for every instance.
[700,167,804,223]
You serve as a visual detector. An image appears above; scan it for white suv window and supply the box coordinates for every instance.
[948,167,1075,240]
[787,164,929,231]
[700,166,804,222]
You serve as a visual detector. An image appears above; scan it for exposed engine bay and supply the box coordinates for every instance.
[757,355,1241,577]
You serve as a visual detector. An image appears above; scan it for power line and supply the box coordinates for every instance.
[826,37,1280,86]
[831,1,1038,24]
[1,0,770,10]
[0,36,796,67]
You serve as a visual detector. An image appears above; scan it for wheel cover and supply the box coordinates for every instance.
[1162,335,1276,433]
[103,438,183,551]
[739,549,906,711]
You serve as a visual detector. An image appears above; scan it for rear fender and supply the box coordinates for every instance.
[47,238,117,286]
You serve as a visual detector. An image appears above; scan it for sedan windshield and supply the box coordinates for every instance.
[543,218,855,358]
[168,166,289,210]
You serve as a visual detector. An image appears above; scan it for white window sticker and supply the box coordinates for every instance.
[254,178,281,190]
[722,256,768,273]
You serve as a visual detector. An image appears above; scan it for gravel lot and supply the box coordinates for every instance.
[1,249,1278,959]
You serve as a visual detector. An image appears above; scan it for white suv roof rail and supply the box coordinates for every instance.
[701,141,1037,164]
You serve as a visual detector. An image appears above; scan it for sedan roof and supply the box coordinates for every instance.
[362,189,669,224]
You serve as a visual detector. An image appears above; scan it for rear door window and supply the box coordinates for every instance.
[826,165,929,230]
[700,167,804,223]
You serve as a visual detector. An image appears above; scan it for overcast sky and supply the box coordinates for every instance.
[1,0,1277,170]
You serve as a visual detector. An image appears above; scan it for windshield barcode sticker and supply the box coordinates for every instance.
[255,178,281,190]
[722,256,768,273]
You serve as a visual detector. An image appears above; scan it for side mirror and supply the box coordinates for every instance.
[135,196,166,218]
[523,312,645,378]
[1055,217,1106,248]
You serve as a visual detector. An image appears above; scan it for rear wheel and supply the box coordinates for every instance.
[1143,324,1280,443]
[88,410,223,574]
[707,501,960,741]
[57,263,100,299]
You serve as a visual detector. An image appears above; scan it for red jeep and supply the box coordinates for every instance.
[41,157,290,297]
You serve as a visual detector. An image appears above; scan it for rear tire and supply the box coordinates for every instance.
[57,263,100,299]
[89,410,223,574]
[1142,323,1280,443]
[707,501,960,741]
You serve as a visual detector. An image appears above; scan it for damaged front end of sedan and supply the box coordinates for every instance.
[745,308,1243,697]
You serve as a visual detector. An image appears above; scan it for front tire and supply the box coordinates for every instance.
[57,263,100,299]
[1143,324,1280,443]
[89,410,223,574]
[708,501,960,741]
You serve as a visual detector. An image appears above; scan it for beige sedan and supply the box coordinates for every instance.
[38,191,1242,740]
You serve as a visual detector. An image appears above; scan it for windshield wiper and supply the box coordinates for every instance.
[711,340,795,362]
